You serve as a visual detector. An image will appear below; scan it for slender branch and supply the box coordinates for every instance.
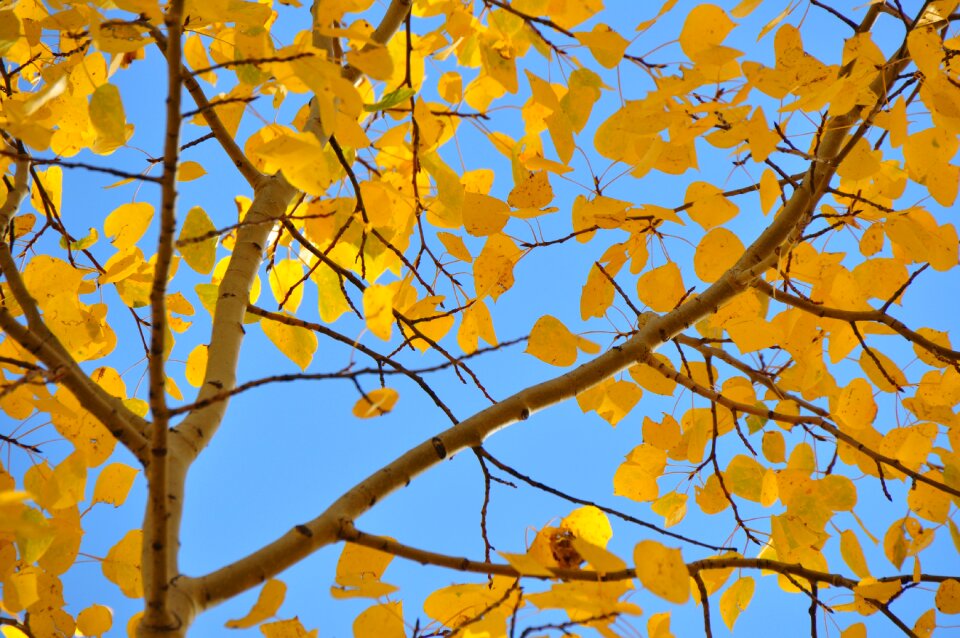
[754,280,960,363]
[693,571,713,638]
[142,0,185,631]
[477,448,733,552]
[0,151,162,183]
[336,523,953,598]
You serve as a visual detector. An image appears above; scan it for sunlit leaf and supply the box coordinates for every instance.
[719,577,754,630]
[225,579,287,628]
[92,463,138,507]
[261,314,318,370]
[77,605,113,637]
[634,540,689,604]
[352,388,399,418]
[102,530,142,598]
[178,206,217,274]
[104,202,153,250]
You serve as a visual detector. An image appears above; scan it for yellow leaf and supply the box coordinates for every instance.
[908,26,943,78]
[77,605,113,637]
[313,263,351,324]
[479,35,518,93]
[637,262,685,312]
[89,83,129,153]
[347,45,394,81]
[499,551,556,576]
[102,529,142,598]
[225,579,286,628]
[424,578,519,633]
[852,258,909,302]
[184,33,216,84]
[651,491,687,527]
[679,4,736,64]
[915,608,937,638]
[646,612,674,638]
[719,577,754,630]
[526,315,578,366]
[261,315,318,370]
[725,455,764,502]
[0,9,19,57]
[580,263,615,319]
[840,530,872,580]
[586,379,642,426]
[260,617,318,638]
[885,210,958,272]
[31,166,62,216]
[760,469,778,507]
[819,475,857,511]
[694,228,744,283]
[92,463,138,507]
[937,579,960,614]
[362,284,395,341]
[462,192,509,236]
[104,202,153,250]
[576,24,630,69]
[634,540,689,604]
[907,471,950,524]
[437,71,462,103]
[353,602,404,638]
[437,232,472,262]
[333,542,398,599]
[252,130,331,196]
[177,161,206,182]
[761,431,785,464]
[684,181,739,230]
[474,234,520,300]
[571,538,628,574]
[165,375,183,401]
[834,378,877,431]
[457,299,497,354]
[642,414,681,451]
[352,388,399,418]
[614,443,666,502]
[178,206,217,274]
[837,138,881,181]
[859,349,907,393]
[561,506,613,549]
[270,260,306,312]
[759,169,781,214]
[629,355,678,396]
[508,171,553,210]
[855,578,901,603]
[731,0,762,18]
[842,623,867,638]
[572,195,629,240]
[884,520,908,569]
[185,344,208,388]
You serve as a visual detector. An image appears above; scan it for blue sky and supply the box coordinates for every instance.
[4,1,960,637]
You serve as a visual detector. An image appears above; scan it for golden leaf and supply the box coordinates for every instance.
[225,579,287,629]
[352,388,399,418]
[634,540,690,604]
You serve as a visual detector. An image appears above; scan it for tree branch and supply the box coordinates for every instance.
[754,280,960,362]
[142,0,186,632]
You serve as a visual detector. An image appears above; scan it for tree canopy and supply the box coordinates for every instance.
[0,0,959,637]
